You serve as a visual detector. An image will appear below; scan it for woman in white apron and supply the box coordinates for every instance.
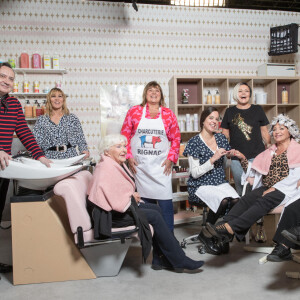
[121,81,181,232]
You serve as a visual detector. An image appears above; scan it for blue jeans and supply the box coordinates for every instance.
[141,198,174,232]
[230,158,254,196]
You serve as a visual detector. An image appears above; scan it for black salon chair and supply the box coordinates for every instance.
[180,200,208,254]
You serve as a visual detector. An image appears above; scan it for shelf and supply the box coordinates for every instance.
[178,104,202,108]
[14,68,67,74]
[172,172,189,179]
[25,117,38,121]
[172,191,188,202]
[174,210,202,225]
[11,93,69,97]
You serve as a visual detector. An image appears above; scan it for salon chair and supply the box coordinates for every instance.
[11,170,140,285]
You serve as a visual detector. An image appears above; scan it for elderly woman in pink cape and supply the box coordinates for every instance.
[206,114,300,260]
[87,134,204,272]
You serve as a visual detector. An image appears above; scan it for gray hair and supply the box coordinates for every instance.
[269,114,300,143]
[99,134,127,154]
[232,82,252,102]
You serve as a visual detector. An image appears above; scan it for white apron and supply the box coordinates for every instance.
[131,106,172,199]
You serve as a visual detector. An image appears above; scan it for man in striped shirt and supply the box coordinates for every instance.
[0,62,51,275]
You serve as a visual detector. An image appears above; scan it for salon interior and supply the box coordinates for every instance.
[1,0,300,299]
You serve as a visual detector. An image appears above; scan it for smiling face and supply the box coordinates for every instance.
[146,85,161,106]
[272,123,291,144]
[106,141,127,164]
[203,111,219,134]
[237,84,251,105]
[50,91,64,111]
[0,66,15,97]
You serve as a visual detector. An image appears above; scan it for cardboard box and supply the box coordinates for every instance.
[257,63,296,77]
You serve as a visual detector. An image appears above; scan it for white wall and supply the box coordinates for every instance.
[1,0,299,157]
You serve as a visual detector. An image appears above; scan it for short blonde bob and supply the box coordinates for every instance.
[140,81,166,107]
[45,88,70,116]
[232,82,252,102]
[99,134,127,155]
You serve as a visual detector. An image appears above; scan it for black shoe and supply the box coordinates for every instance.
[173,256,204,273]
[0,262,12,273]
[219,241,230,254]
[267,244,292,262]
[198,228,222,255]
[151,255,173,271]
[281,226,300,246]
[206,222,234,244]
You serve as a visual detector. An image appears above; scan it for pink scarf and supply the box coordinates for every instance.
[251,139,300,175]
[88,155,135,212]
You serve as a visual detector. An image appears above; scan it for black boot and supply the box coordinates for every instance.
[198,228,222,255]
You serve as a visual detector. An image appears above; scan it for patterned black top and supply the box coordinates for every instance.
[183,133,231,203]
[33,113,88,159]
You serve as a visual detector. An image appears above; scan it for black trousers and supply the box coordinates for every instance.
[139,202,186,267]
[273,199,300,249]
[0,178,10,223]
[223,186,285,241]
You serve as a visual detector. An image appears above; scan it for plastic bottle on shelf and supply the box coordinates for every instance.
[20,51,29,68]
[13,81,18,93]
[206,90,212,104]
[43,52,51,69]
[55,80,62,88]
[193,113,199,131]
[186,114,192,131]
[215,89,220,104]
[23,81,29,93]
[8,58,16,68]
[41,99,46,115]
[36,102,43,117]
[34,81,39,93]
[24,100,33,118]
[282,86,288,104]
[53,53,60,70]
[32,52,41,69]
[32,100,38,118]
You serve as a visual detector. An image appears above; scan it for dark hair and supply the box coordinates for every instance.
[200,107,219,131]
[0,62,15,75]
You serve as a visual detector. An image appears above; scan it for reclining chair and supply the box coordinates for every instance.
[11,170,139,285]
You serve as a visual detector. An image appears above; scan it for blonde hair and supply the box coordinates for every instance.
[232,82,252,102]
[45,88,69,116]
[99,134,127,155]
[140,81,166,107]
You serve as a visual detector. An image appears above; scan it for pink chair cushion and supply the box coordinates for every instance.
[54,170,93,234]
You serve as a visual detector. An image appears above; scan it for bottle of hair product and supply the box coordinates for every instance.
[206,90,212,104]
[13,81,18,93]
[53,53,60,70]
[193,113,199,131]
[215,89,220,104]
[55,80,62,88]
[32,100,38,118]
[186,114,192,131]
[34,81,39,93]
[20,51,29,68]
[43,52,51,69]
[282,86,288,104]
[36,102,43,117]
[24,100,33,118]
[23,81,29,93]
[32,52,41,69]
[41,99,46,115]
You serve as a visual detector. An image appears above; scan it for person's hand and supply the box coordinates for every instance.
[132,192,141,204]
[0,151,11,170]
[82,150,90,159]
[262,187,275,197]
[210,148,227,164]
[38,157,52,168]
[233,150,246,161]
[162,159,173,176]
[128,157,138,174]
[246,177,254,186]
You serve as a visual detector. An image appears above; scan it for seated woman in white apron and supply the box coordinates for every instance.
[121,81,180,232]
[183,107,241,255]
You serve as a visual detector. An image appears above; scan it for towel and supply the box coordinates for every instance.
[251,139,300,175]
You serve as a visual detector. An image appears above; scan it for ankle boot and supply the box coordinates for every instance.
[173,256,204,273]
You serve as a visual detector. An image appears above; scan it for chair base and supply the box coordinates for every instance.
[80,239,132,277]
